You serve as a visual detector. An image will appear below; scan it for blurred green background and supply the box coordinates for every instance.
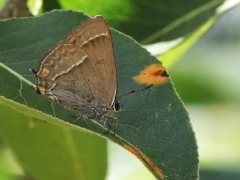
[170,7,240,179]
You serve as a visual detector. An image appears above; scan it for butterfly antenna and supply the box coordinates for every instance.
[117,84,153,101]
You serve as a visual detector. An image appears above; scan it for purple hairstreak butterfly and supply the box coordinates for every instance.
[31,16,118,132]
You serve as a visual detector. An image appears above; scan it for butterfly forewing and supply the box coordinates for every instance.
[64,16,117,106]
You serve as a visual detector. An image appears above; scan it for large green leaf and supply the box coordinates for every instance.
[0,96,107,180]
[0,11,198,179]
[40,0,225,44]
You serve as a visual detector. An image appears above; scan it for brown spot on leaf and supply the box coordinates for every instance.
[133,64,169,86]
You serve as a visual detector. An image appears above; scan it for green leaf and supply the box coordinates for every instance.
[159,16,218,68]
[157,2,239,68]
[51,0,225,44]
[42,0,61,12]
[0,0,4,7]
[0,11,198,179]
[0,96,107,180]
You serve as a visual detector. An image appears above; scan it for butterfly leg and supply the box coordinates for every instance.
[103,117,117,135]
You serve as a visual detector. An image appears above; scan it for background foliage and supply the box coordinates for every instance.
[0,0,240,180]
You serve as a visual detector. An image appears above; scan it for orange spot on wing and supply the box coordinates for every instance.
[123,144,165,179]
[133,64,169,86]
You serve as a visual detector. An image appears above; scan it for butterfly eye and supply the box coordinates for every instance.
[113,101,121,112]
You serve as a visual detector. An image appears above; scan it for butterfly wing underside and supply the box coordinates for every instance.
[35,16,117,115]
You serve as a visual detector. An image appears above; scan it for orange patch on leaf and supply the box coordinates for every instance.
[123,144,165,179]
[133,64,169,86]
